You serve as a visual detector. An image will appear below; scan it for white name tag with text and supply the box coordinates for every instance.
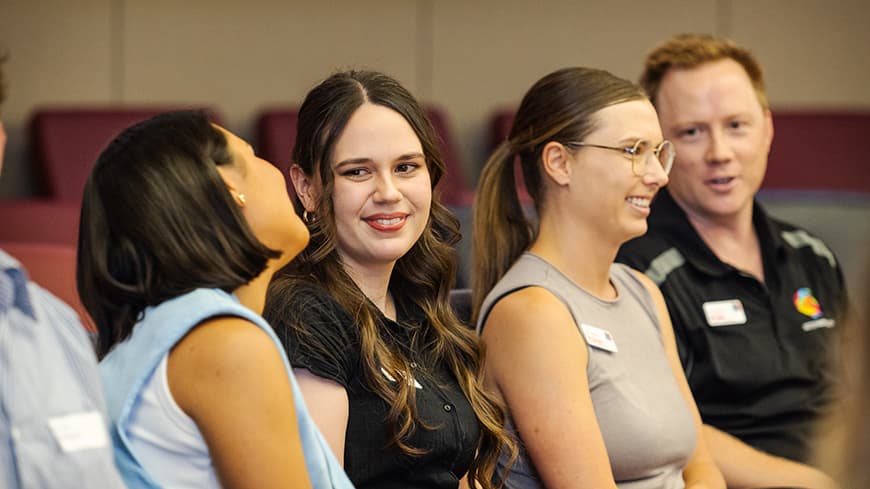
[48,410,109,453]
[580,323,618,353]
[702,299,747,327]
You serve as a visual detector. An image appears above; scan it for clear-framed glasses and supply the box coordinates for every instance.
[567,139,675,176]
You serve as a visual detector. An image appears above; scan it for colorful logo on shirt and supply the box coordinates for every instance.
[793,287,823,319]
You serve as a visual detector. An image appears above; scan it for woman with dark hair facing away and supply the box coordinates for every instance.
[472,67,725,489]
[77,111,353,489]
[264,70,513,489]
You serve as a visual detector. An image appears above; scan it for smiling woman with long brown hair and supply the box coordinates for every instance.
[265,70,513,489]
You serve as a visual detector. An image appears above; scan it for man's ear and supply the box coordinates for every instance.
[290,164,319,211]
[763,108,775,155]
[541,141,572,186]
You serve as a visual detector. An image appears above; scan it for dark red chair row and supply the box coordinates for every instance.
[255,105,475,207]
[29,106,223,204]
[488,108,870,194]
[2,241,94,332]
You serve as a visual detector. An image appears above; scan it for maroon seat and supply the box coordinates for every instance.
[487,108,532,204]
[766,111,870,193]
[490,108,870,195]
[424,105,475,207]
[2,241,94,332]
[255,105,475,206]
[30,107,222,203]
[0,199,81,246]
[255,108,299,200]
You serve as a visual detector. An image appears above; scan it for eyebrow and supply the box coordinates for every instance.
[334,152,425,169]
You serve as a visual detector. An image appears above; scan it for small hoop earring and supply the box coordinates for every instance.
[237,193,246,206]
[303,210,315,223]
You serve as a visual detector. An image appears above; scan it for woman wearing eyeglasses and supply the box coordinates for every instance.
[471,67,725,489]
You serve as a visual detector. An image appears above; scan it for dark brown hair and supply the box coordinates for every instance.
[472,67,646,322]
[640,33,768,110]
[265,70,512,487]
[78,111,279,358]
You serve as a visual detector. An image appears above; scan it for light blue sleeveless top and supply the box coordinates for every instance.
[100,288,353,489]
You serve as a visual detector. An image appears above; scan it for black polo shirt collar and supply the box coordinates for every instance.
[649,188,788,278]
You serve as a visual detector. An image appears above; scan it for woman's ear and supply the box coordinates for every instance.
[541,141,572,186]
[289,164,319,211]
[215,165,247,207]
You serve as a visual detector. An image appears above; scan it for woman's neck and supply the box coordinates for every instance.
[341,260,397,320]
[232,262,278,315]
[530,210,619,300]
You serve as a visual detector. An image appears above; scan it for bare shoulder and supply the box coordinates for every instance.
[484,286,574,333]
[482,286,583,359]
[168,316,290,418]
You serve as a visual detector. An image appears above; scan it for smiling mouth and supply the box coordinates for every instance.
[364,215,407,231]
[625,197,652,208]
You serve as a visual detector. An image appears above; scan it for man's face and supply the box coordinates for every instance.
[654,58,773,224]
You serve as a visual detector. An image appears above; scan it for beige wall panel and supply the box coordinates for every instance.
[729,0,870,108]
[430,0,718,179]
[121,0,420,139]
[0,0,113,198]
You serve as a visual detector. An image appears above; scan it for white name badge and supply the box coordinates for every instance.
[702,299,747,327]
[802,318,836,332]
[580,323,618,353]
[47,410,109,453]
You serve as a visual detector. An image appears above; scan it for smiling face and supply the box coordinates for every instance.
[655,58,773,225]
[216,126,309,268]
[326,103,432,275]
[567,98,670,244]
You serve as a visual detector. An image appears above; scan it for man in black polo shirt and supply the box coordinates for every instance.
[618,34,846,488]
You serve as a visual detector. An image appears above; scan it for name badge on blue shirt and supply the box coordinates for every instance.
[47,410,109,453]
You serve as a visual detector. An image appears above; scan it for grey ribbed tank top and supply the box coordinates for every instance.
[477,253,697,489]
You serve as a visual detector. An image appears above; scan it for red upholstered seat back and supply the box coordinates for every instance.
[2,241,94,332]
[30,107,223,203]
[766,111,870,192]
[0,200,81,246]
[488,108,870,194]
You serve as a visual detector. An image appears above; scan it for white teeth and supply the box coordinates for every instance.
[375,217,402,225]
[626,197,650,207]
[711,177,732,184]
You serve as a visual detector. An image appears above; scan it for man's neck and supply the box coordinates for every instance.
[683,202,765,283]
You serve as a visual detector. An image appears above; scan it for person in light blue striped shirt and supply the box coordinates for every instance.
[0,53,126,489]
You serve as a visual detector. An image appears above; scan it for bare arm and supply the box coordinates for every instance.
[482,287,618,489]
[634,271,725,489]
[292,368,349,465]
[703,425,838,489]
[168,317,312,489]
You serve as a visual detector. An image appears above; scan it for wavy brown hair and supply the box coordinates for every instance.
[265,70,513,487]
[471,67,646,323]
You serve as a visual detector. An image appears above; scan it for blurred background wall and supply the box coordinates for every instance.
[2,0,869,285]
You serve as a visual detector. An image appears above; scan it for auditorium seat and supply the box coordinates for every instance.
[487,108,870,196]
[2,241,94,332]
[766,111,870,193]
[0,200,80,246]
[255,108,299,200]
[30,107,222,203]
[486,108,531,204]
